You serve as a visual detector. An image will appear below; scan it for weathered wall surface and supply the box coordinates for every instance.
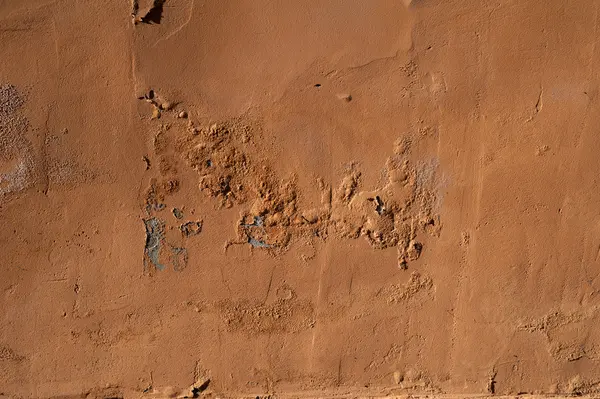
[2,1,600,397]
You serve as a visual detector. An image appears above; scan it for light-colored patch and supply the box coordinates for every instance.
[0,84,38,199]
[217,298,315,335]
[519,305,600,363]
[380,271,434,303]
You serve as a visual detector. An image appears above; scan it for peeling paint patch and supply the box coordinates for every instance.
[144,218,194,273]
[181,220,203,237]
[242,216,272,248]
[243,216,263,227]
[172,207,184,219]
[143,217,165,272]
[248,237,271,248]
[132,0,166,25]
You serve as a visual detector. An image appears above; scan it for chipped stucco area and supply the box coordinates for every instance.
[2,1,600,398]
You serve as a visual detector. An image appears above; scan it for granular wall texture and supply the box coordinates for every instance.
[1,1,600,398]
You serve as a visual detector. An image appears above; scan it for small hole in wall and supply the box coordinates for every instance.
[314,83,321,87]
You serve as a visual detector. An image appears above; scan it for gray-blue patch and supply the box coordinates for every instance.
[144,217,166,271]
[243,215,263,228]
[248,237,271,248]
[242,215,271,247]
